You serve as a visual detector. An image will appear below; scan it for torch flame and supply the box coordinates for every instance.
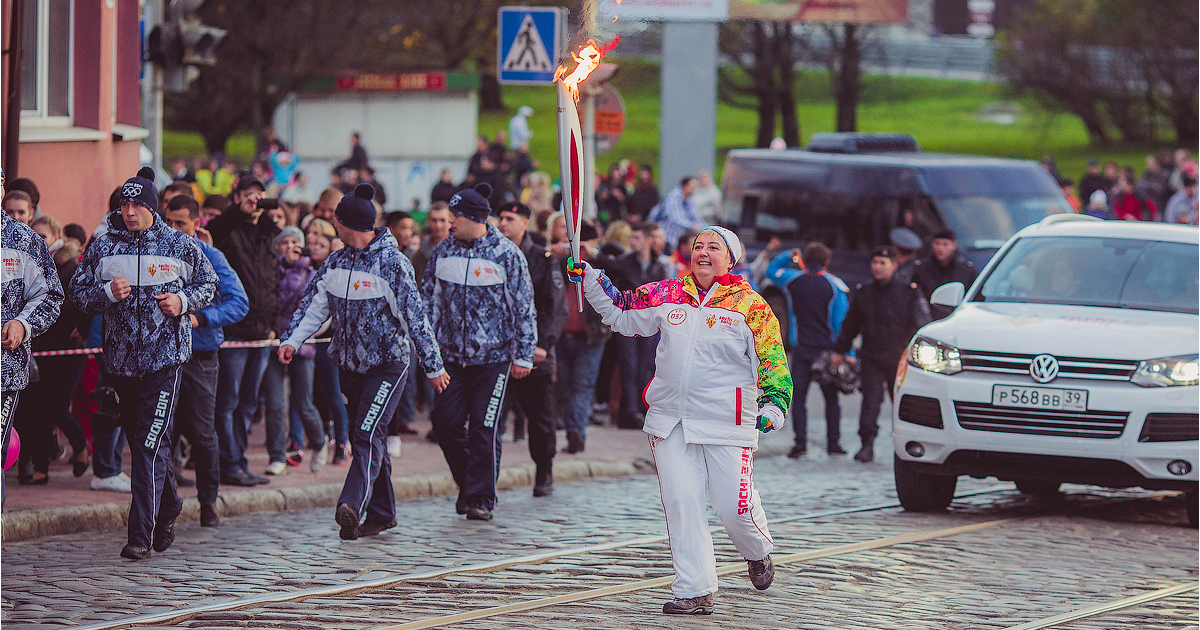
[554,36,620,102]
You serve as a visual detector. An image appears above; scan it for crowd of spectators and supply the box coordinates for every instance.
[1043,149,1198,224]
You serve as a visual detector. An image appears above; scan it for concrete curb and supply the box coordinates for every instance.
[1,443,789,542]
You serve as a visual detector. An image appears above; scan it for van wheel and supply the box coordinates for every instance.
[1186,491,1198,528]
[894,455,957,512]
[1014,480,1061,496]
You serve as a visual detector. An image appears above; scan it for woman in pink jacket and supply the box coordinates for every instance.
[570,226,793,615]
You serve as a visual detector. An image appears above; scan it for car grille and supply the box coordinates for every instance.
[898,395,943,428]
[1138,413,1199,442]
[953,401,1128,439]
[959,350,1138,382]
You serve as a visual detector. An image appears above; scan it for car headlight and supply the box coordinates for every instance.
[907,337,962,375]
[1131,354,1199,387]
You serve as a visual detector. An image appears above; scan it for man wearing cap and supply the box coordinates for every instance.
[423,183,537,521]
[831,246,930,463]
[1,168,64,506]
[280,184,447,540]
[888,226,922,284]
[911,228,976,320]
[496,201,568,496]
[205,176,281,487]
[161,194,249,527]
[70,168,218,558]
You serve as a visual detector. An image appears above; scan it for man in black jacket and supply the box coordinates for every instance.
[832,246,931,463]
[497,202,568,496]
[204,177,281,486]
[911,229,976,320]
[604,222,669,428]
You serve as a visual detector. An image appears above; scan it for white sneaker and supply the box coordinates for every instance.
[265,461,288,476]
[91,472,132,493]
[386,435,403,458]
[310,443,328,473]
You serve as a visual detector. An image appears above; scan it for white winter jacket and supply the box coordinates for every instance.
[580,263,792,447]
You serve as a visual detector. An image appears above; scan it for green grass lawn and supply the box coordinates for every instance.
[167,58,1173,189]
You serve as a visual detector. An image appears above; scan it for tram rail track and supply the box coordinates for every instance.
[73,487,1190,630]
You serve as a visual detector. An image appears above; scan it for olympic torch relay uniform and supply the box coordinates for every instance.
[579,263,792,599]
[282,227,445,528]
[69,207,217,555]
[1,214,64,504]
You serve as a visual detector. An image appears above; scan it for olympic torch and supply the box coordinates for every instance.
[557,37,618,311]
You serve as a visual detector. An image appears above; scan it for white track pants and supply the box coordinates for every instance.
[649,423,773,598]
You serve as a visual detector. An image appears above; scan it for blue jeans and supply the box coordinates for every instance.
[791,352,841,450]
[314,344,350,446]
[556,336,606,443]
[263,353,325,463]
[215,345,269,475]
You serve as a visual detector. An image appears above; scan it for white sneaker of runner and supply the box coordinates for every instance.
[386,435,403,458]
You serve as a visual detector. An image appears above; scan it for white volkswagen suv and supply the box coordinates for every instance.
[892,215,1198,524]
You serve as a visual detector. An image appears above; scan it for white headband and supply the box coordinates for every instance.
[695,226,744,265]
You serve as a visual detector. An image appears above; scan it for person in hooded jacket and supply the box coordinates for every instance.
[1,168,65,506]
[69,167,218,560]
[422,183,537,522]
[280,184,448,540]
[568,226,792,615]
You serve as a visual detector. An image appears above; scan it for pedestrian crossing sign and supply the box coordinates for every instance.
[498,6,565,85]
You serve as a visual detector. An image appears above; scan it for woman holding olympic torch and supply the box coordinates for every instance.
[566,226,793,615]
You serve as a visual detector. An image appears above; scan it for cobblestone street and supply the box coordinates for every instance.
[3,448,1196,629]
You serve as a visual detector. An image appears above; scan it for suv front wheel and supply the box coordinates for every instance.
[895,456,958,512]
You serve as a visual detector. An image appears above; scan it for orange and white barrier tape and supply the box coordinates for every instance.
[30,337,329,357]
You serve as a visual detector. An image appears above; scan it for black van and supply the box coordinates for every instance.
[720,134,1073,319]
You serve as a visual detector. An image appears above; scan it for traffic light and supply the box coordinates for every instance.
[146,0,225,92]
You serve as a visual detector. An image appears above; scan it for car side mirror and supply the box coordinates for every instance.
[930,282,965,308]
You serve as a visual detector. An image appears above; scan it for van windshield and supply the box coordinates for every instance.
[976,236,1199,314]
[935,195,1071,249]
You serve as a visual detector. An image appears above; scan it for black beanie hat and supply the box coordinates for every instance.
[449,183,493,223]
[121,167,159,213]
[335,183,377,232]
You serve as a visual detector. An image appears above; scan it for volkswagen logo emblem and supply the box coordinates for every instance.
[1029,354,1060,383]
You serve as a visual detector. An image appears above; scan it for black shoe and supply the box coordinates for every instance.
[396,425,419,435]
[121,543,152,560]
[221,469,261,487]
[200,503,220,527]
[747,555,774,590]
[663,594,714,615]
[152,509,179,553]
[853,443,874,463]
[72,447,91,477]
[251,471,271,485]
[424,430,439,444]
[18,472,49,485]
[456,491,468,515]
[827,445,847,455]
[335,503,360,540]
[533,464,554,497]
[787,445,806,459]
[563,430,585,454]
[175,471,196,487]
[465,504,493,521]
[358,519,397,537]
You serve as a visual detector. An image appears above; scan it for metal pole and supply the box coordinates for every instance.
[4,0,27,176]
[140,0,164,179]
[581,0,596,220]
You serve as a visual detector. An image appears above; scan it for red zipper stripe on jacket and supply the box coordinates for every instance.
[735,387,742,425]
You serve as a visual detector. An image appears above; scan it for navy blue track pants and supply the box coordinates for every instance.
[431,362,510,510]
[337,361,407,524]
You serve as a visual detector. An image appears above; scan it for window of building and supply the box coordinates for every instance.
[21,0,73,123]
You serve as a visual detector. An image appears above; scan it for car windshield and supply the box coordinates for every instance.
[975,236,1199,314]
[935,195,1072,249]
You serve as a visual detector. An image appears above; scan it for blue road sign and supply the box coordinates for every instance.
[498,6,563,85]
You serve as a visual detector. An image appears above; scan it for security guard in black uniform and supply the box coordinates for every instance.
[911,228,977,320]
[496,202,568,496]
[831,246,931,463]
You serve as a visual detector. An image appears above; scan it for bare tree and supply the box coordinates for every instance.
[719,21,802,147]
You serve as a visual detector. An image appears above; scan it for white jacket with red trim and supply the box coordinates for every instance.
[580,262,792,448]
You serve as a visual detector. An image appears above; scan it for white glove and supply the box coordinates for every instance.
[755,403,785,433]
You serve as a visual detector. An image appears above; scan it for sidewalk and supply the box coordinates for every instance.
[2,409,794,541]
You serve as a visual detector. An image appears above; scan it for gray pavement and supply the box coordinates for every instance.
[2,448,1196,629]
